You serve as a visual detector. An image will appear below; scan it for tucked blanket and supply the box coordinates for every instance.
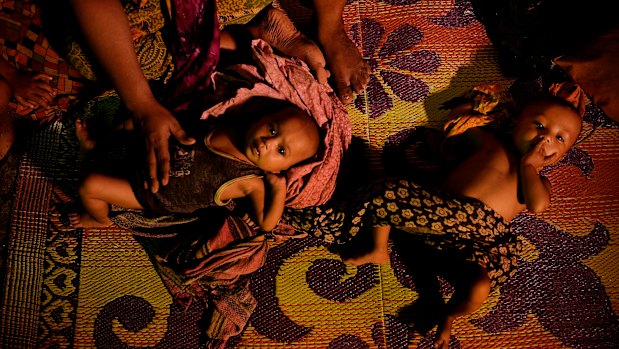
[204,39,352,208]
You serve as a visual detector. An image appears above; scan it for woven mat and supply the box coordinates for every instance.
[1,0,618,348]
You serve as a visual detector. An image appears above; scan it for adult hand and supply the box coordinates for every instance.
[132,99,195,193]
[246,5,331,85]
[8,72,55,109]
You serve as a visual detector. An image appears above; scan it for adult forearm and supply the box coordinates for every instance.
[68,0,154,112]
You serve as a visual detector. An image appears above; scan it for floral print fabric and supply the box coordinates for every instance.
[283,178,522,289]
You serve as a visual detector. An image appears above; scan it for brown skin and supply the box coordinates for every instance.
[68,1,329,193]
[71,108,320,232]
[0,59,56,159]
[345,99,583,349]
[311,0,371,103]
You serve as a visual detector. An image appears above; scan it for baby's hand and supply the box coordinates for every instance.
[522,138,558,172]
[9,72,55,109]
[264,172,287,191]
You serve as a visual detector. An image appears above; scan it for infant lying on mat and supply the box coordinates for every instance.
[70,40,351,231]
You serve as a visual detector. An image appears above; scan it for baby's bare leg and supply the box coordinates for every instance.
[246,5,330,84]
[345,225,391,265]
[434,264,491,349]
[312,0,370,103]
[74,173,142,228]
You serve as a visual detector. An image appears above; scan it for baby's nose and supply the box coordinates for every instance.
[263,137,277,149]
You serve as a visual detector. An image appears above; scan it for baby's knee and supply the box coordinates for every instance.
[79,173,105,197]
[468,271,491,307]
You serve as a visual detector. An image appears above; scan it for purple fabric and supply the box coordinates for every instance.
[167,0,220,104]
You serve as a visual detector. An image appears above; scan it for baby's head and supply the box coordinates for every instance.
[244,103,320,173]
[512,95,582,165]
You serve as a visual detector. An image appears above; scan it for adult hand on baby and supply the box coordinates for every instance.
[7,72,55,109]
[132,99,195,193]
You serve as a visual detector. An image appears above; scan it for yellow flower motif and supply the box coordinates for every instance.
[350,227,360,235]
[387,202,398,212]
[324,234,334,243]
[385,190,396,200]
[391,215,402,225]
[423,198,434,206]
[431,222,443,231]
[402,209,413,219]
[358,208,366,216]
[386,181,396,189]
[477,208,485,218]
[405,221,415,228]
[456,211,467,222]
[436,207,449,217]
[410,198,421,207]
[464,203,475,214]
[352,216,362,225]
[416,216,428,226]
[433,196,443,205]
[377,208,387,218]
[397,188,409,198]
[373,197,384,205]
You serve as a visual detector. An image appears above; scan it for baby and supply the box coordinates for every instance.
[71,99,320,232]
[350,83,583,348]
[283,82,585,349]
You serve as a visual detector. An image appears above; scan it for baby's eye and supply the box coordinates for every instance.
[269,127,276,136]
[556,135,564,142]
[278,147,285,155]
[534,121,543,129]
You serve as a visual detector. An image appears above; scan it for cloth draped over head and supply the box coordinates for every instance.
[548,81,587,118]
[443,82,587,137]
[202,40,352,208]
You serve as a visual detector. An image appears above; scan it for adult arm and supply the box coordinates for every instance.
[68,0,195,192]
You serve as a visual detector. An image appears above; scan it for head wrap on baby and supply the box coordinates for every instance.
[202,40,352,208]
[548,81,587,118]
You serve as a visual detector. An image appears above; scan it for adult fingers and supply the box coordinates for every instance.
[14,96,36,109]
[31,73,53,83]
[313,67,331,85]
[337,84,354,104]
[171,123,196,146]
[350,64,371,93]
[146,145,160,193]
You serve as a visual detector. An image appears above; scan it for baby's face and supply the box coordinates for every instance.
[244,106,319,173]
[512,100,582,164]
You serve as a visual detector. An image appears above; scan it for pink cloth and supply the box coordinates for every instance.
[202,40,352,208]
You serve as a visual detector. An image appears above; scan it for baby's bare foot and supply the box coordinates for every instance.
[248,5,330,84]
[433,315,454,349]
[344,248,390,265]
[318,23,370,104]
[69,212,113,228]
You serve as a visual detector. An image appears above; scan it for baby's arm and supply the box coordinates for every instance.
[0,59,55,109]
[519,140,552,213]
[247,172,287,232]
